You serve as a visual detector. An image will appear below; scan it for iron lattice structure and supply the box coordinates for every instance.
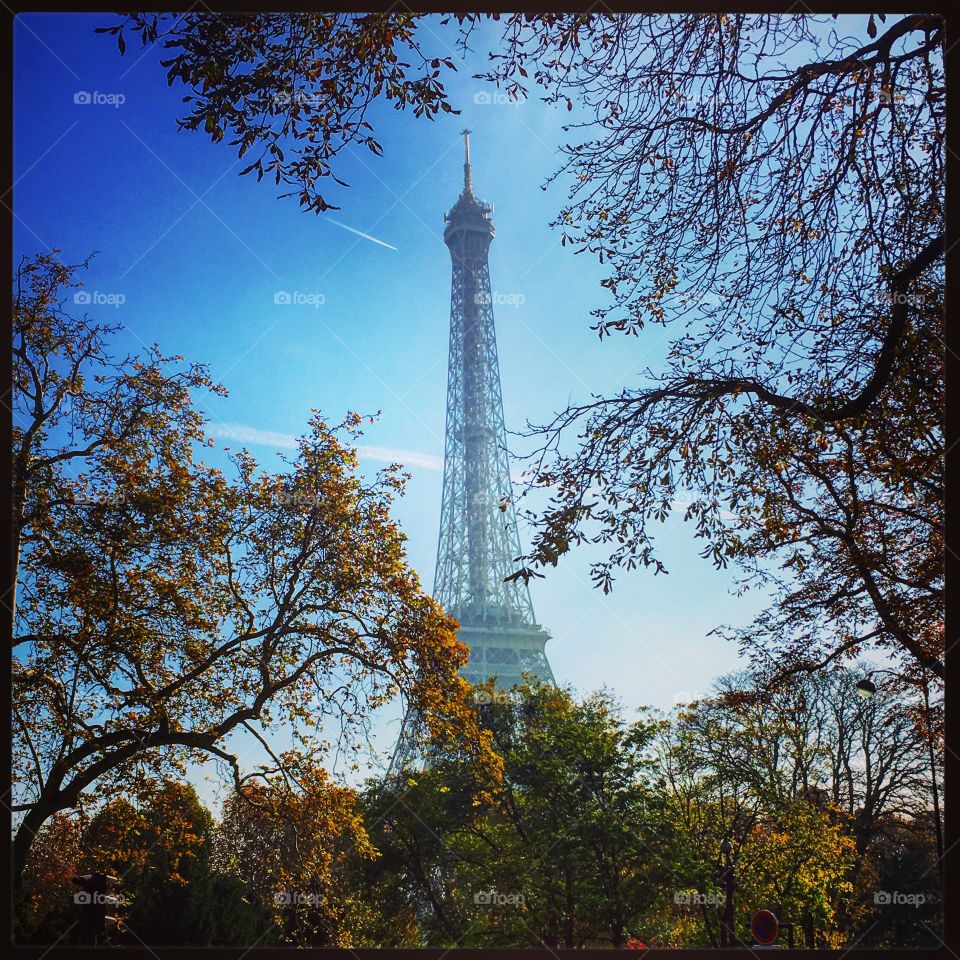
[389,131,554,772]
[434,130,554,688]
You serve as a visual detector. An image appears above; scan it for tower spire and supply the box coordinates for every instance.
[461,128,473,195]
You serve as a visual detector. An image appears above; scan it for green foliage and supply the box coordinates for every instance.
[366,684,679,948]
[12,253,495,884]
[81,781,261,945]
[14,782,261,946]
[359,674,940,949]
[15,675,940,948]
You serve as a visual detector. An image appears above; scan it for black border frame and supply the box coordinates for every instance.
[1,2,954,957]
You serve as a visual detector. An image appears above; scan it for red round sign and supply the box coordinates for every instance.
[752,910,779,945]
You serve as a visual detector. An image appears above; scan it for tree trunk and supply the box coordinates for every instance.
[12,799,56,891]
[923,681,944,894]
[700,902,719,948]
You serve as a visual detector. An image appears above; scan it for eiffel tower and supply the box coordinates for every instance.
[388,131,555,772]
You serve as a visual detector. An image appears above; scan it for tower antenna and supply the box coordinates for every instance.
[461,128,473,194]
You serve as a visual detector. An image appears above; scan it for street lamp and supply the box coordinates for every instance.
[855,677,877,699]
[72,872,120,945]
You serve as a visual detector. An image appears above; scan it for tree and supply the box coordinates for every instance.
[13,812,84,943]
[12,252,497,885]
[101,12,462,213]
[81,780,259,945]
[480,685,670,949]
[348,672,940,948]
[215,754,374,946]
[854,813,942,947]
[364,684,674,949]
[735,800,856,948]
[711,669,933,845]
[359,763,481,946]
[14,781,259,946]
[98,14,944,684]
[659,668,939,947]
[486,15,945,688]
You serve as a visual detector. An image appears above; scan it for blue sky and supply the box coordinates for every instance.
[14,14,776,780]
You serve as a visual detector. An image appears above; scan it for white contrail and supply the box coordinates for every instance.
[213,423,298,449]
[325,217,397,251]
[210,422,441,471]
